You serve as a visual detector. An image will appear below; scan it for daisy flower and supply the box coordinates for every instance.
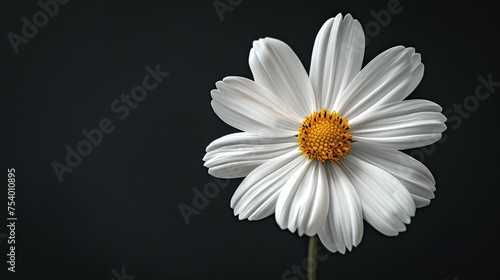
[203,13,446,254]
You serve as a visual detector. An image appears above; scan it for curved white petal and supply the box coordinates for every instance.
[351,142,436,207]
[341,154,416,236]
[275,160,329,236]
[231,149,304,221]
[350,100,447,150]
[336,46,424,120]
[349,99,443,127]
[249,37,316,117]
[318,162,363,254]
[204,132,298,179]
[310,13,365,111]
[211,76,302,137]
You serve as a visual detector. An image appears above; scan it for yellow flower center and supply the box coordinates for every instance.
[298,109,353,163]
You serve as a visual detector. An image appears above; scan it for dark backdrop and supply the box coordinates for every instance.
[1,0,499,279]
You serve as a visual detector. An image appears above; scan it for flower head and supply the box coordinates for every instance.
[203,13,446,253]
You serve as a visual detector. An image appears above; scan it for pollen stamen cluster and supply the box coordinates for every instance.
[298,109,353,163]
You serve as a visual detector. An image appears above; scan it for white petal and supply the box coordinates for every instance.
[349,99,443,127]
[249,37,316,117]
[204,132,298,179]
[211,76,302,137]
[350,142,436,207]
[231,149,304,221]
[275,160,329,236]
[310,14,365,111]
[336,46,424,120]
[350,100,447,150]
[318,162,363,254]
[353,134,443,151]
[341,154,416,236]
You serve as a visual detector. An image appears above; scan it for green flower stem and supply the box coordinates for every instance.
[308,235,317,280]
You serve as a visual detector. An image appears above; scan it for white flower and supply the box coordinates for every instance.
[203,13,446,253]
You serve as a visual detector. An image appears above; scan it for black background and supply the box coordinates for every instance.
[1,0,499,279]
